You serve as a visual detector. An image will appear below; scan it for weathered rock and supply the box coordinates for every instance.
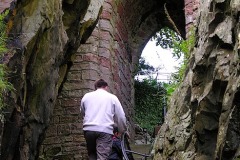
[1,0,103,159]
[153,0,240,159]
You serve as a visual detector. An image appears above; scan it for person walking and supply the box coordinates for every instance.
[80,79,127,160]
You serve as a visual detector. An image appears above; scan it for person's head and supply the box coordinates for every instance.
[113,126,119,134]
[94,79,108,90]
[113,126,121,138]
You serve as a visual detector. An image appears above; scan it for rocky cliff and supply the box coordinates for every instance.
[153,0,240,159]
[1,0,103,159]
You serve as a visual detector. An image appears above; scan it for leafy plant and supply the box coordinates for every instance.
[134,78,166,133]
[135,57,155,76]
[153,27,196,97]
[0,10,12,121]
[153,27,183,58]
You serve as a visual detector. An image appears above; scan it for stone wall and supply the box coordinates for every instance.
[40,0,135,158]
[153,0,240,159]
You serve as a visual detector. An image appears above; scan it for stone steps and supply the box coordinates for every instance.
[129,144,152,160]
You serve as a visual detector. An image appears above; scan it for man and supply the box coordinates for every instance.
[80,79,127,160]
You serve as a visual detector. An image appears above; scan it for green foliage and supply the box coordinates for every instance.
[134,78,166,133]
[154,27,196,97]
[0,11,8,53]
[136,57,155,75]
[0,10,12,120]
[135,57,156,77]
[162,82,177,97]
[153,27,183,59]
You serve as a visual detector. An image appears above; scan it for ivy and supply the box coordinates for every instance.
[0,10,13,121]
[134,79,166,133]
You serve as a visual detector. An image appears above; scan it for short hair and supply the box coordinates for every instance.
[113,126,118,134]
[94,79,108,89]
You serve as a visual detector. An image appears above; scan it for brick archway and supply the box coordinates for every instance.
[40,0,199,158]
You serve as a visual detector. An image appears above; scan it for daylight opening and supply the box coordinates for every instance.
[133,27,188,143]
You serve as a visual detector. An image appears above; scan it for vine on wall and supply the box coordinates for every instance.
[0,10,13,121]
[134,79,166,133]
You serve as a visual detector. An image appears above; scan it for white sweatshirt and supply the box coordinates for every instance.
[80,88,127,135]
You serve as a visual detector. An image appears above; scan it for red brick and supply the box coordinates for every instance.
[99,19,113,31]
[99,30,112,40]
[103,2,113,13]
[99,57,111,68]
[83,54,99,63]
[100,10,112,20]
[98,47,111,58]
[105,0,114,6]
[117,2,124,16]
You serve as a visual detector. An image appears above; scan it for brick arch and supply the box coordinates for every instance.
[41,0,199,159]
[122,0,186,66]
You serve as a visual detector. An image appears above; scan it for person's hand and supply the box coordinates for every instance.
[125,131,130,139]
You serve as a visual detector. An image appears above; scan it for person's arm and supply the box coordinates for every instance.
[80,96,85,117]
[113,96,127,133]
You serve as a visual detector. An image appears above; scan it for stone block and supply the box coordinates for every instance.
[77,43,98,53]
[42,145,62,157]
[45,125,58,137]
[62,80,95,90]
[99,30,112,41]
[67,90,83,98]
[99,57,111,68]
[99,39,111,49]
[100,10,112,20]
[98,47,111,58]
[83,54,99,63]
[63,144,81,152]
[60,115,79,123]
[43,137,61,145]
[73,135,85,143]
[50,116,60,124]
[67,71,82,81]
[70,123,83,134]
[103,1,113,13]
[62,135,73,142]
[57,124,71,135]
[65,107,81,115]
[82,69,99,80]
[61,98,80,107]
[99,19,113,32]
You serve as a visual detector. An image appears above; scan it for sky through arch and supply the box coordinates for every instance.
[139,40,183,82]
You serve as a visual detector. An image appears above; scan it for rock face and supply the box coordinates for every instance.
[153,0,240,159]
[1,0,104,159]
